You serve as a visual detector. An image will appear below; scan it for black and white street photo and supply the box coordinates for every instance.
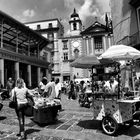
[0,0,140,139]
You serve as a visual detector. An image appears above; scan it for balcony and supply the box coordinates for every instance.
[117,31,140,47]
[1,42,49,62]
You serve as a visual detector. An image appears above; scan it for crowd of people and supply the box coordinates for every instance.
[1,74,140,139]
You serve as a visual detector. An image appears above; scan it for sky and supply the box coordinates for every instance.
[0,0,111,34]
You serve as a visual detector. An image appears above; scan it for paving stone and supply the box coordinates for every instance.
[26,121,36,127]
[2,137,17,140]
[68,124,83,131]
[64,119,78,125]
[60,114,72,120]
[29,135,50,140]
[58,113,66,119]
[46,120,66,129]
[49,136,62,140]
[57,125,71,130]
[63,139,74,140]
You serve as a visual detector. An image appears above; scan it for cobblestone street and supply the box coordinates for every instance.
[0,94,140,140]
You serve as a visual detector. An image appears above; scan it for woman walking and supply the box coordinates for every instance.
[10,78,31,139]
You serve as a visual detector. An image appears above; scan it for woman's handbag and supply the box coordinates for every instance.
[0,103,3,111]
[9,89,17,109]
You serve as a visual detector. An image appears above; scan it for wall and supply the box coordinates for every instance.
[111,0,139,44]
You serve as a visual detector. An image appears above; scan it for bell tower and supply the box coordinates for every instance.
[69,8,82,36]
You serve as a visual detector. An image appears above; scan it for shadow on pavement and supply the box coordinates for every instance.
[31,118,64,128]
[24,128,40,140]
[25,128,40,136]
[116,125,140,137]
[78,119,140,137]
[77,119,101,130]
[0,116,6,120]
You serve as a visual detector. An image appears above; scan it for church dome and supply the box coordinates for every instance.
[71,8,79,18]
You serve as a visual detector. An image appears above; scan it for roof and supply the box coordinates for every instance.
[0,10,50,50]
[81,21,108,35]
[24,18,62,26]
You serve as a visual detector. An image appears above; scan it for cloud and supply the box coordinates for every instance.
[95,0,111,13]
[78,0,100,23]
[22,9,35,17]
[64,0,81,10]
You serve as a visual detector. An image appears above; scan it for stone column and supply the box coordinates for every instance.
[86,38,89,55]
[83,36,86,55]
[15,62,19,80]
[27,65,31,87]
[1,20,3,48]
[37,67,41,85]
[103,36,107,51]
[46,69,51,81]
[0,59,4,86]
[91,37,94,55]
[88,36,91,55]
[108,36,111,47]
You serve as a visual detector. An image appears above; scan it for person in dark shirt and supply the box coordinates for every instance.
[68,80,74,100]
[6,77,14,97]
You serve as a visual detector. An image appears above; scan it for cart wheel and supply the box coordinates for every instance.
[102,116,118,135]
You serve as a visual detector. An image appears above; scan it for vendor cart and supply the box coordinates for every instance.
[32,92,62,124]
[70,45,140,135]
[92,44,140,135]
[91,60,140,135]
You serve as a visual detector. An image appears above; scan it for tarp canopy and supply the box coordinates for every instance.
[100,44,140,61]
[70,55,114,69]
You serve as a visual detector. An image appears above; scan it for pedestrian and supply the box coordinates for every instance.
[6,77,14,98]
[42,78,56,99]
[55,78,62,100]
[10,78,33,139]
[38,77,48,95]
[68,80,75,100]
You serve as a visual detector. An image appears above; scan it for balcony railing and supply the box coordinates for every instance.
[117,31,140,46]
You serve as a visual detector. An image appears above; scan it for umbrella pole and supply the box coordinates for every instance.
[117,63,121,99]
[91,66,94,94]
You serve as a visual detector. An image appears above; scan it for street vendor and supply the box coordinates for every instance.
[104,76,118,94]
[38,77,48,95]
[42,79,56,99]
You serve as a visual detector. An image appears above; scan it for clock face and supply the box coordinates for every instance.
[72,41,79,48]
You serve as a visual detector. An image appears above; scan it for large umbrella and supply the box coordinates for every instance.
[70,55,114,69]
[100,44,140,60]
[70,55,100,69]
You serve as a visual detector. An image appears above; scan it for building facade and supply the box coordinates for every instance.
[59,9,113,82]
[25,9,113,83]
[0,11,51,88]
[25,19,64,81]
[110,0,140,46]
[110,0,140,75]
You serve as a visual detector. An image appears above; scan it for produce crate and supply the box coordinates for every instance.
[33,105,61,124]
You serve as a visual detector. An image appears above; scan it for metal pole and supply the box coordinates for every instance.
[117,63,120,99]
